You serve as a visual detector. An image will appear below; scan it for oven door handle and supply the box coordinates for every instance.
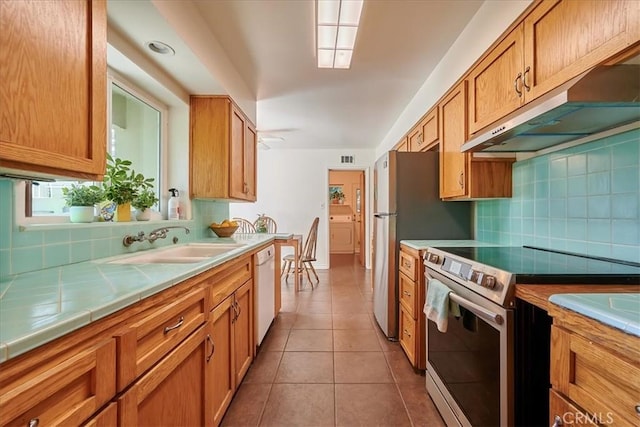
[449,293,504,326]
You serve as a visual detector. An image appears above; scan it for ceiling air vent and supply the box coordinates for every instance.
[340,155,355,164]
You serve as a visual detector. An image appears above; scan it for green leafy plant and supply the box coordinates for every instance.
[62,184,104,207]
[102,153,155,205]
[132,188,159,211]
[330,187,345,201]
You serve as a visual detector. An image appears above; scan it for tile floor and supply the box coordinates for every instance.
[221,254,445,426]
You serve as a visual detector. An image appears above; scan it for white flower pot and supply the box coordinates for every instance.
[135,209,152,221]
[69,206,95,223]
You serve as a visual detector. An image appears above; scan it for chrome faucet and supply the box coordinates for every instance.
[122,226,190,247]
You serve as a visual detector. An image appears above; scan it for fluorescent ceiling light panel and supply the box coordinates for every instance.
[339,0,363,26]
[317,25,338,49]
[316,0,363,69]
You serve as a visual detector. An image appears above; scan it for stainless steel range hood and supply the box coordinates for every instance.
[461,65,640,152]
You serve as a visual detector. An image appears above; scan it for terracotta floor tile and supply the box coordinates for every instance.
[274,351,334,383]
[384,351,426,384]
[260,328,290,352]
[397,383,446,427]
[260,384,335,427]
[297,301,333,314]
[292,313,333,329]
[220,383,271,427]
[285,329,333,351]
[333,329,381,351]
[335,383,411,426]
[334,352,393,383]
[271,312,296,330]
[243,351,283,384]
[332,313,373,330]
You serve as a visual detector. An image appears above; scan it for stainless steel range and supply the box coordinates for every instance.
[423,245,640,427]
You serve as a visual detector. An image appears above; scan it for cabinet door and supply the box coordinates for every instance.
[524,0,640,102]
[229,105,247,200]
[244,122,257,201]
[399,273,416,317]
[233,280,254,385]
[210,297,235,427]
[0,0,106,180]
[118,323,213,427]
[467,25,524,135]
[399,307,416,366]
[409,108,439,152]
[84,402,117,427]
[549,390,598,427]
[395,137,409,152]
[439,82,469,199]
[330,222,355,254]
[0,339,115,426]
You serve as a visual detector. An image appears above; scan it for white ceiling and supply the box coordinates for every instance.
[107,0,484,150]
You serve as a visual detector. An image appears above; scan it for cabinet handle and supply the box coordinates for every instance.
[403,260,411,268]
[243,183,248,194]
[164,316,184,334]
[235,301,242,319]
[458,171,464,189]
[28,419,39,427]
[418,133,423,144]
[231,301,238,323]
[636,404,640,415]
[206,334,215,362]
[523,66,531,92]
[403,290,411,297]
[551,415,563,427]
[403,329,412,337]
[514,72,523,97]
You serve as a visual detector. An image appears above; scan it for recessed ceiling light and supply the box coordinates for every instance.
[145,41,175,56]
[316,0,363,69]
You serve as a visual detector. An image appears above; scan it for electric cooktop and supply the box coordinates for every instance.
[431,245,640,284]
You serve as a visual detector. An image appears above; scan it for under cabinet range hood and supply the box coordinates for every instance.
[461,65,640,152]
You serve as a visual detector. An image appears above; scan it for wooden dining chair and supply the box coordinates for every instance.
[232,217,256,233]
[254,215,277,233]
[282,217,320,288]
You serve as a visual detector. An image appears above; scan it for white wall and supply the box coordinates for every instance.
[376,0,533,157]
[230,148,376,269]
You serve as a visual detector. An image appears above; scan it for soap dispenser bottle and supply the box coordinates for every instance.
[168,188,180,220]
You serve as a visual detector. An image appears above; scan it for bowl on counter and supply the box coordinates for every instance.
[209,225,239,238]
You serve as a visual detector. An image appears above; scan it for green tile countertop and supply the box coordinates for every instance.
[549,293,640,337]
[0,233,277,363]
[400,240,497,250]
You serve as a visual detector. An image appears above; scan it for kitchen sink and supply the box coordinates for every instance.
[107,243,247,264]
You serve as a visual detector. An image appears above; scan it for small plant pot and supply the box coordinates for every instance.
[69,206,95,223]
[116,203,132,222]
[135,209,152,221]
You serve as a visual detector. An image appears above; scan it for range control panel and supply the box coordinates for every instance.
[424,248,515,307]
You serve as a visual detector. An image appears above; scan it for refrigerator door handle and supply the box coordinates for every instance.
[374,213,397,218]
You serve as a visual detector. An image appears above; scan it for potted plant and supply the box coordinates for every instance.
[330,188,345,204]
[62,184,104,223]
[132,189,159,221]
[102,153,155,222]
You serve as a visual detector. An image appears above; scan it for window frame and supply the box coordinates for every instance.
[18,71,169,225]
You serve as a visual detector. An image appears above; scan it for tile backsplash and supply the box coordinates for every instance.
[0,181,229,279]
[476,128,640,263]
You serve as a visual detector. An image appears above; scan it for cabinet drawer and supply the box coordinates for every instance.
[551,325,640,426]
[209,256,252,309]
[85,402,117,427]
[399,273,417,317]
[116,286,209,390]
[399,307,416,365]
[0,339,115,426]
[549,389,598,427]
[399,250,417,281]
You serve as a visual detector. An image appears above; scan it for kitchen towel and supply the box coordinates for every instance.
[424,277,455,333]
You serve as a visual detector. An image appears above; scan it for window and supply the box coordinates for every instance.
[23,75,166,222]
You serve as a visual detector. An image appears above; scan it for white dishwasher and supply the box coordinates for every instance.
[255,244,275,345]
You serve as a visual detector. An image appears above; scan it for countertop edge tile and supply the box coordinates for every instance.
[400,240,496,250]
[0,343,7,364]
[549,293,640,338]
[90,291,143,322]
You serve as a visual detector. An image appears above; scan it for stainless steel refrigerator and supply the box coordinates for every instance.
[373,151,472,339]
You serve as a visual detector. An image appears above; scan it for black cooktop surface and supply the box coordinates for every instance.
[432,246,640,284]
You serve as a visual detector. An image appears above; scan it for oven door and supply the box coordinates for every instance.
[425,268,514,427]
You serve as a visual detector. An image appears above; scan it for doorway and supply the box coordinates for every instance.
[328,169,366,267]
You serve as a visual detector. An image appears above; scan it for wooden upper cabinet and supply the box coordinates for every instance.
[439,82,468,199]
[394,136,409,152]
[468,25,525,136]
[468,0,640,137]
[409,107,439,152]
[523,0,640,101]
[190,96,257,202]
[0,0,107,180]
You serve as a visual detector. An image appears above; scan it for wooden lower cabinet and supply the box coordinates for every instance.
[549,309,640,427]
[233,280,254,384]
[210,297,235,427]
[118,323,213,426]
[85,402,117,427]
[397,245,426,369]
[330,222,355,254]
[0,339,115,426]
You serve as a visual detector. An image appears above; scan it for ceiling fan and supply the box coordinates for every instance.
[256,128,296,150]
